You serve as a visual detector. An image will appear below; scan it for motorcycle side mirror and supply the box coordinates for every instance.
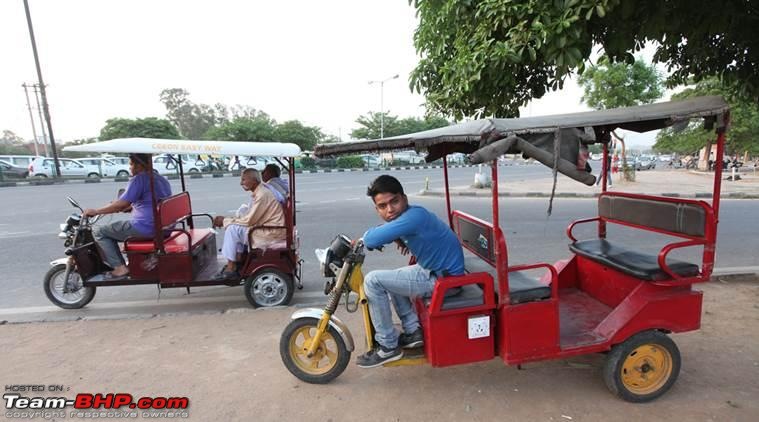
[117,188,125,198]
[67,196,83,211]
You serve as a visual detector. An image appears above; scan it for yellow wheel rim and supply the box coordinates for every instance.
[288,325,339,375]
[621,343,673,395]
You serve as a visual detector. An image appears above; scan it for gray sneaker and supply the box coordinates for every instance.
[399,328,424,349]
[356,345,403,368]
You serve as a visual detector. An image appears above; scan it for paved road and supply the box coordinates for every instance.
[1,164,756,322]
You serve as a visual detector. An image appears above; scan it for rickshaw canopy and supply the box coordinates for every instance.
[315,96,728,158]
[63,138,302,157]
[315,96,728,185]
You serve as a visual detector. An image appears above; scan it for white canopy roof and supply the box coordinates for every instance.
[63,138,302,157]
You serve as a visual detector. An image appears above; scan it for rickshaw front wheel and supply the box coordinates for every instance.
[603,330,681,402]
[280,317,350,384]
[43,264,97,309]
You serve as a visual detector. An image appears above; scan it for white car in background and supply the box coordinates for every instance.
[227,155,273,171]
[75,157,131,178]
[28,157,92,178]
[152,155,202,175]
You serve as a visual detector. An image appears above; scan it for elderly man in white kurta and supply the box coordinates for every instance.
[212,168,285,279]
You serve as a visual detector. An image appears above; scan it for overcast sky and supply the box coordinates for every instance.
[2,0,667,148]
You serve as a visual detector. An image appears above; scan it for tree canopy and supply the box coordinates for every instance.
[350,112,449,140]
[99,117,180,141]
[160,88,222,139]
[654,78,759,155]
[577,56,663,109]
[411,0,759,118]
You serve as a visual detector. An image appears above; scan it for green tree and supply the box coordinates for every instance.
[578,56,663,109]
[204,115,277,143]
[0,130,29,154]
[273,120,324,151]
[411,0,759,118]
[351,112,449,140]
[654,78,759,156]
[160,88,221,139]
[99,117,180,141]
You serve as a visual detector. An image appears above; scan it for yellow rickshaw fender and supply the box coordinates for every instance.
[290,308,355,352]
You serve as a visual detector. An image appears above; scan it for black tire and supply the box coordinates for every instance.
[244,269,294,308]
[35,174,47,178]
[280,317,350,384]
[603,330,681,402]
[43,264,97,309]
[188,168,199,173]
[87,172,100,179]
[116,170,129,177]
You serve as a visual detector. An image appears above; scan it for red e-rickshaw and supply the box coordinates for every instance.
[45,138,302,309]
[279,96,729,402]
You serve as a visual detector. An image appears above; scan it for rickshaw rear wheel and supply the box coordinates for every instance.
[280,317,350,384]
[244,268,294,308]
[603,330,681,402]
[43,264,97,309]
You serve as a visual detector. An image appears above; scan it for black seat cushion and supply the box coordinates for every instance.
[439,284,486,311]
[569,239,700,281]
[462,255,551,305]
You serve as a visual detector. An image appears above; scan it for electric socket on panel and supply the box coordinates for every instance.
[468,315,490,339]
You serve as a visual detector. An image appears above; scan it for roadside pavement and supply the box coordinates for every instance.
[420,167,759,198]
[1,274,758,421]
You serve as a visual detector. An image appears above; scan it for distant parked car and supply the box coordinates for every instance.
[658,154,672,163]
[0,155,39,168]
[0,159,29,179]
[153,155,202,175]
[590,153,603,161]
[226,155,273,171]
[102,155,130,166]
[617,155,642,171]
[28,157,92,178]
[75,157,130,178]
[637,155,656,170]
[359,154,380,167]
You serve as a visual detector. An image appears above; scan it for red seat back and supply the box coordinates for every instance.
[158,192,191,228]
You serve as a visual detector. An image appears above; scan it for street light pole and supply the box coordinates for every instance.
[368,74,399,139]
[23,0,60,177]
[21,83,40,156]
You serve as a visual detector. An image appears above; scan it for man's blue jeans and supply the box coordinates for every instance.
[364,265,436,349]
[94,220,145,268]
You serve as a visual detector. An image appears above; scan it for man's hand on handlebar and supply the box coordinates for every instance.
[83,208,98,217]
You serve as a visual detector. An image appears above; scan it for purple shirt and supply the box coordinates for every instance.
[119,170,172,236]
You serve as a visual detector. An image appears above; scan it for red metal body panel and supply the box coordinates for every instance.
[416,273,496,367]
[497,300,560,363]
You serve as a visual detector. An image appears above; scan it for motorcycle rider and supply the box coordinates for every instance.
[83,154,172,279]
[357,175,465,368]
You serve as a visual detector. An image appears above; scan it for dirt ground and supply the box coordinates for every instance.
[2,275,758,422]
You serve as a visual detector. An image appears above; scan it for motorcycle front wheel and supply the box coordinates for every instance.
[280,317,350,384]
[43,264,96,309]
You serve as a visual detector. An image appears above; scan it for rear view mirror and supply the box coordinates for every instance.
[67,196,82,211]
[117,188,125,198]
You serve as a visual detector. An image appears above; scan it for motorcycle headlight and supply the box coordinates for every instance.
[66,214,81,227]
[58,232,68,239]
[59,223,68,231]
